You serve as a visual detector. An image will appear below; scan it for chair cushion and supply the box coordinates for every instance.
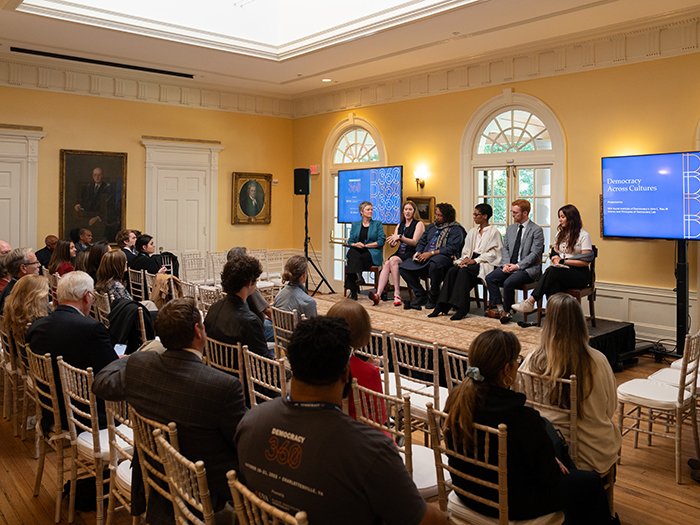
[617,378,692,410]
[410,444,447,499]
[77,425,134,461]
[114,459,133,495]
[648,368,700,389]
[670,359,683,369]
[447,491,564,525]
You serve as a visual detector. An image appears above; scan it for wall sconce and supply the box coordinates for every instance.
[414,165,428,191]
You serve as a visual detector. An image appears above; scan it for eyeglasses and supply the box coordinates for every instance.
[23,261,41,267]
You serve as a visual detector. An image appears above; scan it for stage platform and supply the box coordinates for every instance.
[314,294,635,371]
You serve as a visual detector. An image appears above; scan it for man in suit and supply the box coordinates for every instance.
[74,167,118,242]
[26,271,118,430]
[35,234,58,268]
[204,253,272,357]
[399,202,465,310]
[0,247,42,312]
[93,297,247,524]
[485,199,544,323]
[240,180,264,217]
[115,228,137,264]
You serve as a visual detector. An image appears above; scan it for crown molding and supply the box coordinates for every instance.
[0,11,697,119]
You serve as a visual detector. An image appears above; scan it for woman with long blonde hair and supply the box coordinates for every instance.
[520,293,620,475]
[2,274,50,342]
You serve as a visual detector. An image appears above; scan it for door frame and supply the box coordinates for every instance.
[141,138,223,254]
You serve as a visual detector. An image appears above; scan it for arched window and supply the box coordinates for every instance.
[463,92,565,252]
[322,118,386,288]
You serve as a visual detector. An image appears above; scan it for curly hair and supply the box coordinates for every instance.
[2,274,50,342]
[436,202,456,223]
[220,254,262,295]
[287,316,351,386]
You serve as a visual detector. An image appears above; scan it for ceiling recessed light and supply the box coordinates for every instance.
[321,78,332,83]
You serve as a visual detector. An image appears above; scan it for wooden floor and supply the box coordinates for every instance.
[1,354,699,524]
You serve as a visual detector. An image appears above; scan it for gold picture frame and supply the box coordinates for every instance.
[407,196,435,224]
[232,172,272,224]
[59,149,127,242]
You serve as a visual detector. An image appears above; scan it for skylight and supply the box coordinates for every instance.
[17,0,479,60]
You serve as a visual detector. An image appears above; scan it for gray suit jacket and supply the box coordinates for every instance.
[501,220,544,280]
[92,349,247,523]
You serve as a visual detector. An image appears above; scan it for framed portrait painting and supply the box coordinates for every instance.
[60,150,127,242]
[232,172,272,224]
[407,196,435,224]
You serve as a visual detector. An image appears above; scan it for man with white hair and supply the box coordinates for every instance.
[0,247,41,312]
[27,271,118,429]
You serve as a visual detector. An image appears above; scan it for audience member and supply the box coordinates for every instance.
[429,203,501,320]
[226,247,273,341]
[345,201,385,300]
[371,200,425,306]
[205,254,271,357]
[75,228,93,253]
[115,229,137,264]
[48,240,77,276]
[85,241,110,281]
[444,329,615,524]
[400,202,465,310]
[2,274,50,343]
[235,316,447,525]
[95,249,132,304]
[512,204,593,314]
[93,298,247,524]
[326,299,382,420]
[0,239,12,293]
[485,199,544,323]
[520,293,620,475]
[129,234,167,274]
[272,255,317,319]
[0,247,41,312]
[35,235,58,268]
[26,271,117,430]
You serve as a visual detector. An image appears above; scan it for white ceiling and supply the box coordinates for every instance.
[1,0,699,98]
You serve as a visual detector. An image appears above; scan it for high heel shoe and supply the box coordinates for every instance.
[369,291,380,306]
[427,304,448,318]
[450,309,468,321]
[393,296,402,307]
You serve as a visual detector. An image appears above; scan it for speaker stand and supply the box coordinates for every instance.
[303,193,335,296]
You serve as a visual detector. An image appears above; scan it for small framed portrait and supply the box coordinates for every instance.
[60,150,127,242]
[407,196,435,224]
[232,172,272,224]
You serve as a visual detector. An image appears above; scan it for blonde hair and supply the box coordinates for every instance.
[2,275,50,342]
[444,329,520,448]
[527,293,594,417]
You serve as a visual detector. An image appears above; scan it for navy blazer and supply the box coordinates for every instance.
[501,221,545,280]
[26,305,118,430]
[407,222,465,270]
[348,219,386,266]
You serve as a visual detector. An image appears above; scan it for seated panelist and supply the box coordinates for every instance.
[345,201,385,300]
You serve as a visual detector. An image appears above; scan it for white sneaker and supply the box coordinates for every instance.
[511,299,535,313]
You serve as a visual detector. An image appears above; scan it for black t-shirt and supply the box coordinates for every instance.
[235,397,427,525]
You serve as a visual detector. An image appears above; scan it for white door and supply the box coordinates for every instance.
[0,159,22,245]
[155,166,208,253]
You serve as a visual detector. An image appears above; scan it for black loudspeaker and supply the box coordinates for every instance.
[294,168,310,195]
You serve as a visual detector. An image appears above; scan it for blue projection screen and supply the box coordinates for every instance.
[337,166,403,224]
[602,151,700,240]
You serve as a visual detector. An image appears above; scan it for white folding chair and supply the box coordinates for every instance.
[128,268,146,301]
[104,400,139,525]
[242,345,287,406]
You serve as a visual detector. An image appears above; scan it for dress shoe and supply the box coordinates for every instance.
[450,309,468,321]
[688,458,700,470]
[485,308,503,319]
[511,299,535,313]
[368,291,380,306]
[426,299,437,310]
[393,296,403,307]
[499,312,513,324]
[427,304,448,318]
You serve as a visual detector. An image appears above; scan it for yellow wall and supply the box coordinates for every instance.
[0,86,294,251]
[293,54,700,290]
[2,53,698,290]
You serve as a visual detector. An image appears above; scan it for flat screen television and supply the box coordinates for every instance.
[337,165,403,224]
[601,151,700,240]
